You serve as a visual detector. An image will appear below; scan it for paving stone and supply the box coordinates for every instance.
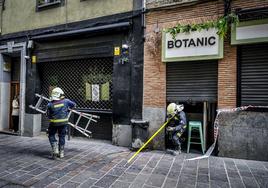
[157,160,173,169]
[167,170,180,179]
[28,167,48,175]
[126,165,143,174]
[254,175,268,188]
[227,169,241,179]
[239,170,253,178]
[49,170,69,179]
[196,182,209,188]
[147,160,158,168]
[229,177,245,188]
[83,170,105,179]
[178,174,196,186]
[108,167,126,177]
[129,178,147,188]
[152,167,169,176]
[251,168,268,177]
[163,178,177,188]
[177,183,195,188]
[181,167,197,176]
[170,163,182,172]
[31,176,57,188]
[143,185,156,188]
[246,161,266,170]
[80,178,97,188]
[2,184,26,188]
[146,174,166,187]
[198,167,209,175]
[141,167,153,174]
[55,176,72,184]
[94,175,118,188]
[46,183,61,188]
[61,181,80,188]
[236,164,249,171]
[119,173,137,183]
[210,171,228,182]
[242,177,260,188]
[21,164,41,171]
[197,174,209,184]
[23,178,39,187]
[210,180,230,188]
[111,180,131,188]
[13,174,34,184]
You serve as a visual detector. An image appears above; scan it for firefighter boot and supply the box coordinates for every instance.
[51,142,59,159]
[59,145,64,158]
[174,144,181,155]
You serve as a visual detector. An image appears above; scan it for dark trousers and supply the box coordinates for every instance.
[12,116,19,132]
[48,124,67,146]
[171,124,186,146]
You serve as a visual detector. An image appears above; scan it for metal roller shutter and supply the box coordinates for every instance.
[38,57,113,140]
[166,60,218,103]
[240,44,268,106]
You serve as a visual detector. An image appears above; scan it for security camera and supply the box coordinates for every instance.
[24,56,30,59]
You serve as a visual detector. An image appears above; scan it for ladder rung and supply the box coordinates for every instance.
[189,142,202,144]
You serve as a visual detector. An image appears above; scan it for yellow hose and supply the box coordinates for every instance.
[127,115,174,163]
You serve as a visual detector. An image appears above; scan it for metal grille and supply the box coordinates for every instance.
[240,44,268,106]
[166,60,218,103]
[38,57,113,111]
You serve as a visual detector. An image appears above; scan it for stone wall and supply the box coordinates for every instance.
[218,110,268,161]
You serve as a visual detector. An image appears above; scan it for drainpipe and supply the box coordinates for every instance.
[224,0,232,16]
[142,0,146,40]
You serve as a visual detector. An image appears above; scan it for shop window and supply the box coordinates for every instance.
[36,0,64,11]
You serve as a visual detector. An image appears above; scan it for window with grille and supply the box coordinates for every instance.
[38,57,113,111]
[37,0,64,10]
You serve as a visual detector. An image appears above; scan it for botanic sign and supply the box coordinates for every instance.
[162,28,223,62]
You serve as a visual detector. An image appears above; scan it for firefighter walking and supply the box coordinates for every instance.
[166,103,187,155]
[47,87,76,159]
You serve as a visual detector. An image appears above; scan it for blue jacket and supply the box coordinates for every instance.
[47,99,76,126]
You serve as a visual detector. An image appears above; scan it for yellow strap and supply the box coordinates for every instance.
[127,115,175,163]
[50,118,68,123]
[53,103,64,108]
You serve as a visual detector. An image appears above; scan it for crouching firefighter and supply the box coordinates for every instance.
[47,87,76,159]
[166,103,187,155]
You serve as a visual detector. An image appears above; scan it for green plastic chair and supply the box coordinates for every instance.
[187,121,205,154]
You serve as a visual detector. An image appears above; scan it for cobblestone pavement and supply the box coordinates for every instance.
[0,134,267,188]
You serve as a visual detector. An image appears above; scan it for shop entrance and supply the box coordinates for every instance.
[38,57,113,140]
[166,60,218,152]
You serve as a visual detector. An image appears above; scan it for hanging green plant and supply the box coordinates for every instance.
[164,13,239,39]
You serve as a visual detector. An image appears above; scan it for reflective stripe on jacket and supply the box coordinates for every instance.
[47,99,76,126]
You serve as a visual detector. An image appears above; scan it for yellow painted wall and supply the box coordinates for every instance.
[1,0,133,35]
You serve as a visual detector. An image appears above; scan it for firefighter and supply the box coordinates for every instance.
[47,87,76,159]
[166,103,187,155]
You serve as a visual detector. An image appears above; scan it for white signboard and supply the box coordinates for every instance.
[92,84,100,102]
[231,19,268,45]
[162,28,223,62]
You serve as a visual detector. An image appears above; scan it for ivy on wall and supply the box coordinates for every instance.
[164,13,239,39]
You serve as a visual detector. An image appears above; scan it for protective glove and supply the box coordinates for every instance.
[166,126,175,131]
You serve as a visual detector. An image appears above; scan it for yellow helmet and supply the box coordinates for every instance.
[167,103,184,116]
[51,87,64,100]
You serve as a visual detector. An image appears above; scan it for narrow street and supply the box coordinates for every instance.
[0,134,267,188]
